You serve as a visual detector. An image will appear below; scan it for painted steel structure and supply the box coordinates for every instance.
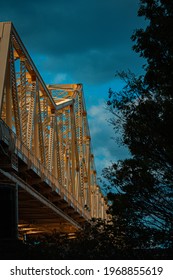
[0,22,107,237]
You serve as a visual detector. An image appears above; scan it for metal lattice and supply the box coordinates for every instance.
[0,22,108,233]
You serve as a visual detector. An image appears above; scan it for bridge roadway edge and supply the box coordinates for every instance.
[0,119,90,238]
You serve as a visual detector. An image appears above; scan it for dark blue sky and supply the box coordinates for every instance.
[1,0,146,178]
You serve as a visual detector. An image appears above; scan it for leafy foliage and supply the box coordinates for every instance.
[132,0,173,95]
[1,218,172,260]
[104,0,173,250]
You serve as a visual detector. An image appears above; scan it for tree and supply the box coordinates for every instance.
[132,0,173,96]
[14,219,131,260]
[104,0,173,251]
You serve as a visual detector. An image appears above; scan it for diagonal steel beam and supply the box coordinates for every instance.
[11,23,56,109]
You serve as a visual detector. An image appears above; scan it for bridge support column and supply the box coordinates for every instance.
[0,184,18,240]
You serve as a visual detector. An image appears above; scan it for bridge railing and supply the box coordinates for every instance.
[0,118,91,220]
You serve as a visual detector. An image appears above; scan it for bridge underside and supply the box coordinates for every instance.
[0,143,85,238]
[0,173,84,238]
[18,190,80,235]
[2,186,81,236]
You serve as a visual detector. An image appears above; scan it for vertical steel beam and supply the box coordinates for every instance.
[27,80,36,149]
[70,105,76,196]
[48,115,55,172]
[34,101,40,159]
[42,97,49,165]
[0,22,11,116]
[20,58,27,145]
[54,119,62,185]
[10,41,22,138]
[5,62,12,128]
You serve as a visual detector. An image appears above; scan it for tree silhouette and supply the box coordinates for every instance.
[104,0,173,251]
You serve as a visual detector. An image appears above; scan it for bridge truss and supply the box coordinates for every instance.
[0,22,107,237]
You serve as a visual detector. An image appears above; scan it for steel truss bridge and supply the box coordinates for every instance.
[0,22,108,239]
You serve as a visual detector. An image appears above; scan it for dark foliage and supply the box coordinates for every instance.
[132,0,173,96]
[104,0,173,252]
[0,219,172,260]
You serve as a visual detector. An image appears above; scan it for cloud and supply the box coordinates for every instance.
[1,0,145,85]
[88,100,129,177]
[34,47,143,86]
[53,73,68,83]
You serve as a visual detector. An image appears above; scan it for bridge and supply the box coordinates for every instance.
[0,22,108,239]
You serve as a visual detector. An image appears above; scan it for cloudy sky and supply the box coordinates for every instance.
[1,0,145,182]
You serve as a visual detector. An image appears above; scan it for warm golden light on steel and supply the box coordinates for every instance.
[0,21,108,237]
